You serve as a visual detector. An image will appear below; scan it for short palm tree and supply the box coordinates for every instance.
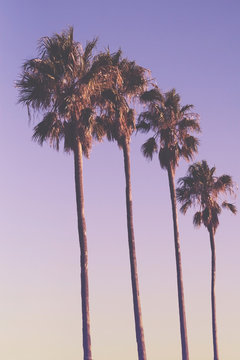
[137,87,200,360]
[176,160,237,360]
[95,50,149,360]
[17,28,119,360]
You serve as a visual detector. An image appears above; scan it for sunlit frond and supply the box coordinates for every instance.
[83,38,98,67]
[126,109,135,128]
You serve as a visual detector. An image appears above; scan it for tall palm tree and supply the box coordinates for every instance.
[176,160,237,360]
[94,50,148,360]
[137,87,200,360]
[17,28,119,360]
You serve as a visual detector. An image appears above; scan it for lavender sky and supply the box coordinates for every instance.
[1,0,240,359]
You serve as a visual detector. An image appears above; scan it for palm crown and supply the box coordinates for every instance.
[138,87,200,170]
[176,160,237,233]
[94,49,149,147]
[17,27,120,156]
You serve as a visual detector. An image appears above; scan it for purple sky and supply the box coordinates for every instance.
[1,1,240,359]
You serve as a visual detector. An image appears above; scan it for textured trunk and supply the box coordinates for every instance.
[209,227,219,360]
[74,139,92,360]
[167,163,189,360]
[122,138,147,360]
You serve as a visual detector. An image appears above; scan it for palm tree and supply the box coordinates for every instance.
[94,50,148,360]
[137,87,200,360]
[17,28,119,360]
[176,160,237,360]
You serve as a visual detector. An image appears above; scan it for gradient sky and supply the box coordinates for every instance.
[1,1,240,359]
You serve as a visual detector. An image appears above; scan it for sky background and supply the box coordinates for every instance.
[1,0,240,359]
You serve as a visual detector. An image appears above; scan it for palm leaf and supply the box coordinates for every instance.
[32,112,63,150]
[91,116,106,141]
[222,201,237,214]
[178,118,200,132]
[141,137,158,160]
[193,211,203,227]
[180,104,194,113]
[83,38,98,66]
[214,175,234,193]
[140,88,163,103]
[136,120,151,133]
[180,200,192,214]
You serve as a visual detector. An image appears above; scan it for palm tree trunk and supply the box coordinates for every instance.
[74,139,92,360]
[167,163,189,360]
[122,138,147,360]
[209,227,219,360]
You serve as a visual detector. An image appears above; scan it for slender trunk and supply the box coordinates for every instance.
[167,163,189,360]
[209,227,219,360]
[74,139,92,360]
[122,138,147,360]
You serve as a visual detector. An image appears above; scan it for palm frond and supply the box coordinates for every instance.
[126,109,135,129]
[32,112,63,150]
[158,147,172,169]
[120,60,148,95]
[176,182,192,202]
[178,118,200,132]
[222,201,237,214]
[111,49,122,65]
[164,89,180,111]
[180,136,200,161]
[79,108,95,129]
[91,116,106,141]
[83,38,98,66]
[214,175,234,194]
[179,200,192,214]
[180,104,194,113]
[138,110,160,129]
[17,71,52,110]
[101,88,117,105]
[140,88,163,103]
[136,120,151,133]
[141,137,158,160]
[193,211,203,227]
